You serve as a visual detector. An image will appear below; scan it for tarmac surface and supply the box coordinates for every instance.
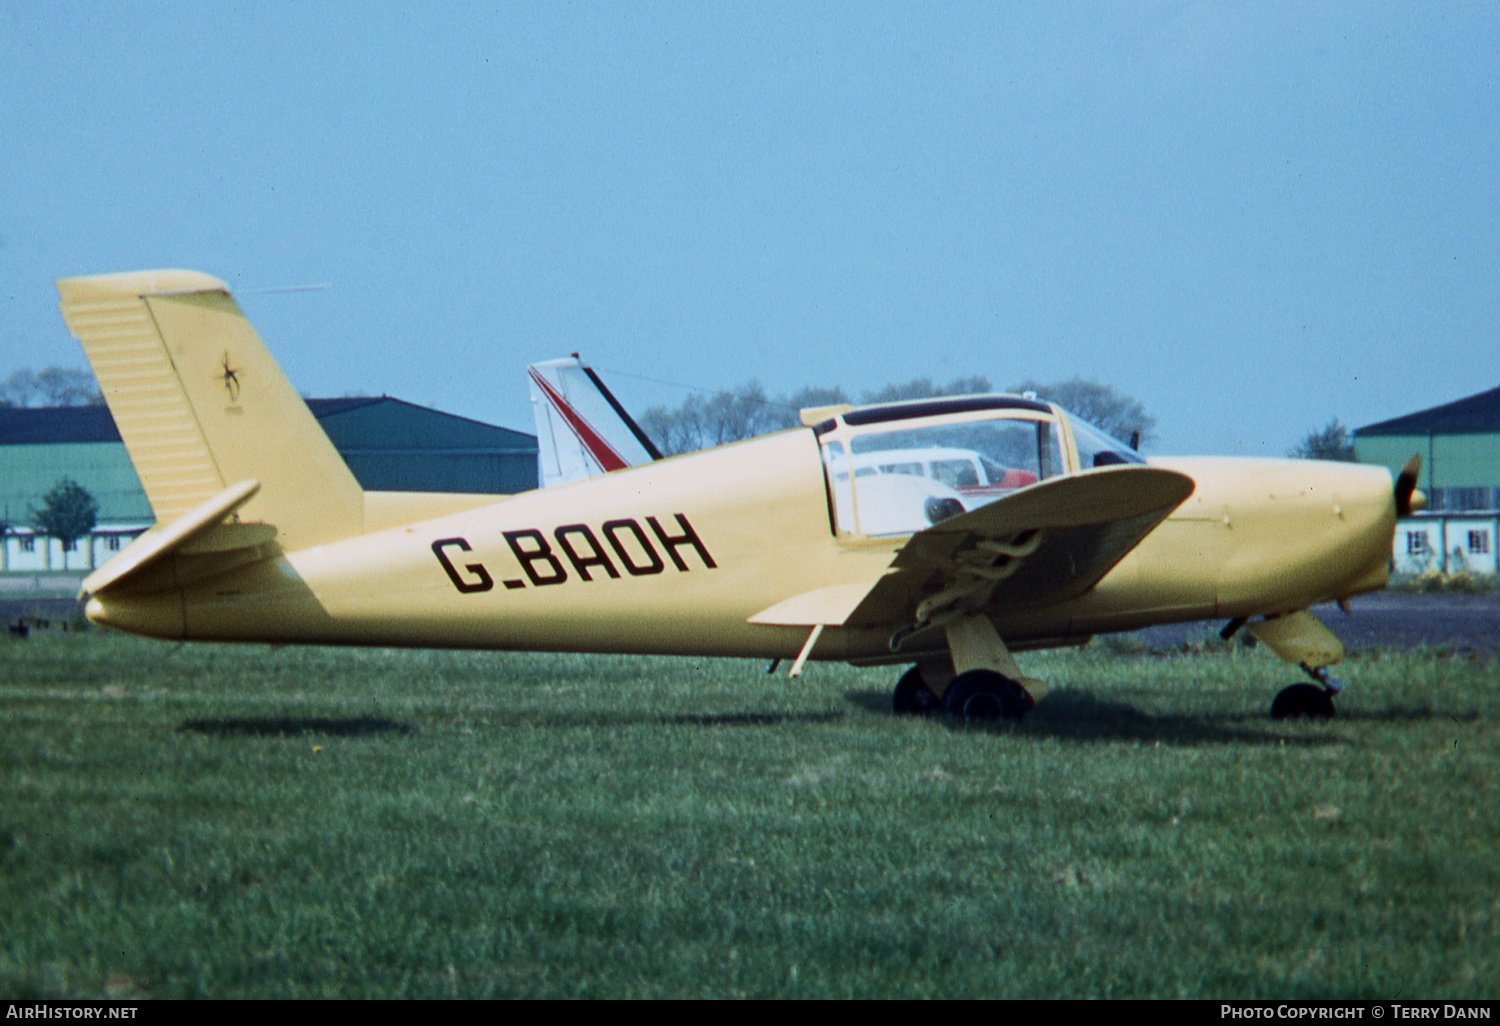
[1129,592,1500,655]
[5,585,1497,653]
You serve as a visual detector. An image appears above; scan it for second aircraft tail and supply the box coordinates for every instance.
[528,355,661,488]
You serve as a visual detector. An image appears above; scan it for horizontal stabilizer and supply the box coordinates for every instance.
[80,479,263,598]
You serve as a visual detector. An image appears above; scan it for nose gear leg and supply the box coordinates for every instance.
[1302,662,1343,695]
[1246,610,1345,719]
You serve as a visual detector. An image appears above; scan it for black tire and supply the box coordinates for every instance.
[941,669,1034,721]
[1270,682,1336,720]
[893,666,941,715]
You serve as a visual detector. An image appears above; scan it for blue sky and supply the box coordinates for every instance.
[2,1,1497,455]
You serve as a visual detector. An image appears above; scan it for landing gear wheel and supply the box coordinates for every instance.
[1270,682,1336,720]
[893,666,940,715]
[941,669,1034,721]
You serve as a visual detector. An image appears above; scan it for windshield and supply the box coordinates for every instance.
[1067,415,1145,468]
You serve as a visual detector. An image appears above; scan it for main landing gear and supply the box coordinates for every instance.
[891,614,1043,722]
[893,665,1036,720]
[892,666,942,715]
[1270,664,1341,720]
[942,669,1035,719]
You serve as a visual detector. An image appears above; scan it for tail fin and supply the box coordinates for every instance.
[528,355,661,488]
[57,270,363,551]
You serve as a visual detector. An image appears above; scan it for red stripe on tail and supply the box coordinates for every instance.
[529,367,629,472]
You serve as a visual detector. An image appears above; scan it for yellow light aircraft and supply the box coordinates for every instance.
[58,270,1424,721]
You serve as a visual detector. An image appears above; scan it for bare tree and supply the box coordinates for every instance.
[861,375,992,405]
[641,383,862,455]
[639,373,1157,457]
[0,367,103,408]
[641,383,781,456]
[0,369,31,408]
[782,385,851,416]
[1009,377,1155,447]
[645,377,998,456]
[1290,418,1357,461]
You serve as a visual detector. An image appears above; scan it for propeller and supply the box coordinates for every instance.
[1395,455,1427,516]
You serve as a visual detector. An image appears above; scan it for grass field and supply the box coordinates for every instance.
[1,629,1496,998]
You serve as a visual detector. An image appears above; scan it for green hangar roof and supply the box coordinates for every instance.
[305,397,538,494]
[1353,384,1500,512]
[1355,384,1500,437]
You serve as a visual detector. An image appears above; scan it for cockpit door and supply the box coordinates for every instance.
[815,404,1064,539]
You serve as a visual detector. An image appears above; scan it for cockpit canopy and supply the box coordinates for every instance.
[812,395,1143,537]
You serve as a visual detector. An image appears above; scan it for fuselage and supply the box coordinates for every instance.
[88,421,1399,664]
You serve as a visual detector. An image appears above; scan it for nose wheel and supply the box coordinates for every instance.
[1270,664,1341,720]
[1270,683,1336,719]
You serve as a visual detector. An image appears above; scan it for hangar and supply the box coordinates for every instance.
[1,397,537,574]
[1355,384,1500,575]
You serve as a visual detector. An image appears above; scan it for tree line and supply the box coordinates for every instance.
[0,367,103,408]
[0,364,1358,461]
[636,373,1367,464]
[638,375,1158,457]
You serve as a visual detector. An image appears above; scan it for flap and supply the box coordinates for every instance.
[749,581,880,627]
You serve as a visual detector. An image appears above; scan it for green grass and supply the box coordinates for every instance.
[1,631,1497,998]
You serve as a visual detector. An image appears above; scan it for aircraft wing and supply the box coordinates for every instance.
[750,466,1194,630]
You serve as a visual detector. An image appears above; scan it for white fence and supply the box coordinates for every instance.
[1,525,149,574]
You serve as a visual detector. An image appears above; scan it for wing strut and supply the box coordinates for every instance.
[788,624,825,679]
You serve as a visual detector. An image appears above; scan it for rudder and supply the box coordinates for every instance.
[58,270,363,551]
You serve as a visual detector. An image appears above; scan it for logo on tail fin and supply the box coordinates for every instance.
[219,353,242,401]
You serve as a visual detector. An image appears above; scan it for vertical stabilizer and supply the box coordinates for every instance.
[528,355,661,488]
[57,270,364,551]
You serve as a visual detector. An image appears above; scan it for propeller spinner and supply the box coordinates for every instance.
[1395,455,1427,516]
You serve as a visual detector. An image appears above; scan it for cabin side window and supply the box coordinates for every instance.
[820,413,1061,537]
